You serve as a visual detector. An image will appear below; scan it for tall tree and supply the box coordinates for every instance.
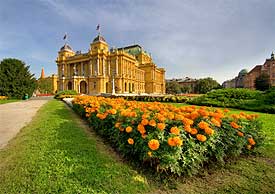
[166,81,182,94]
[254,73,270,91]
[37,77,53,94]
[0,58,37,98]
[194,77,220,94]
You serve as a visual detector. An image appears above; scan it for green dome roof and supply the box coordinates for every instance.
[238,69,248,76]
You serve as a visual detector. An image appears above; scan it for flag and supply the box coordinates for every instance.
[96,24,100,31]
[63,34,67,40]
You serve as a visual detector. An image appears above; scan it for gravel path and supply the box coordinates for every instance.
[0,98,51,149]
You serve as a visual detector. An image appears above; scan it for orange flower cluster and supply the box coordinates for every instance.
[72,96,259,157]
[230,121,241,129]
[196,134,207,142]
[170,127,180,135]
[168,136,183,146]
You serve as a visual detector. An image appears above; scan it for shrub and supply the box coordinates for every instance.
[54,90,77,99]
[72,96,263,176]
[115,95,188,103]
[189,88,261,107]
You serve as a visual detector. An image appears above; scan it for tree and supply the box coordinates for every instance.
[37,77,53,94]
[166,81,182,94]
[194,77,220,94]
[0,58,37,98]
[254,73,270,91]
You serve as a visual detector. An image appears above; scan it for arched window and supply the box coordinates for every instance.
[67,81,72,90]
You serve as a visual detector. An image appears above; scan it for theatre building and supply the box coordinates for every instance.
[56,33,166,95]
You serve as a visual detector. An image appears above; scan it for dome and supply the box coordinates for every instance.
[238,69,248,76]
[93,35,106,43]
[60,43,73,51]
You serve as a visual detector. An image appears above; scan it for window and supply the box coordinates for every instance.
[94,82,96,89]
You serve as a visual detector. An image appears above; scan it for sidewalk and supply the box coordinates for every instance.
[0,98,50,149]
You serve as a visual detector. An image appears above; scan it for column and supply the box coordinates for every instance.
[81,62,83,76]
[108,59,111,76]
[97,58,99,75]
[116,58,118,75]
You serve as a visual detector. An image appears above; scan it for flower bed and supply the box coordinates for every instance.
[72,96,263,176]
[0,96,8,100]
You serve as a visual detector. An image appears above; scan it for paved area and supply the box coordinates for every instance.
[0,97,51,149]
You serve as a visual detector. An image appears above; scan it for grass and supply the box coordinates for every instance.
[0,100,154,193]
[0,100,274,193]
[0,99,20,104]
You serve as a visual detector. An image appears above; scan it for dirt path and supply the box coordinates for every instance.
[0,98,50,149]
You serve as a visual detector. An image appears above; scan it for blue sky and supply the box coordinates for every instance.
[1,0,275,83]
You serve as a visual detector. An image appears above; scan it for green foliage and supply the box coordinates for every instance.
[190,88,261,107]
[254,73,270,91]
[166,81,182,94]
[194,77,221,94]
[0,58,36,99]
[54,90,77,99]
[121,95,188,103]
[37,77,53,94]
[189,88,275,113]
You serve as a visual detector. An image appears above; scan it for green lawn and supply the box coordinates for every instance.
[0,99,20,104]
[0,100,154,193]
[0,100,274,193]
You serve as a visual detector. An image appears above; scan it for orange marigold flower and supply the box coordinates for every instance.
[247,144,252,150]
[167,137,176,146]
[170,126,180,135]
[137,124,145,133]
[211,118,221,127]
[190,111,200,120]
[125,126,133,133]
[157,123,166,131]
[130,111,137,117]
[198,121,209,130]
[204,127,214,135]
[184,125,192,133]
[224,108,230,113]
[230,122,240,129]
[147,151,152,157]
[190,128,198,135]
[237,131,244,137]
[248,137,256,145]
[109,109,117,115]
[196,134,207,142]
[115,122,121,129]
[182,117,194,126]
[148,139,160,150]
[173,136,183,146]
[128,138,134,145]
[149,119,156,127]
[119,127,124,132]
[141,119,149,126]
[168,113,174,120]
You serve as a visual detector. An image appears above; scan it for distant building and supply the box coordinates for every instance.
[244,52,275,89]
[36,68,58,94]
[243,65,262,89]
[166,77,197,93]
[222,69,248,88]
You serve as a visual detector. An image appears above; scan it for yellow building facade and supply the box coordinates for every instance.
[56,34,165,95]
